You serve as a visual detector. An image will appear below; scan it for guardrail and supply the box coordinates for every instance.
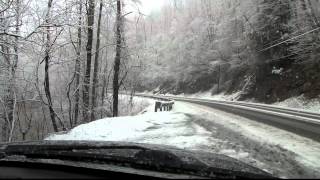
[155,101,175,112]
[132,93,175,112]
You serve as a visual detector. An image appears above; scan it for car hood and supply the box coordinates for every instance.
[0,141,273,179]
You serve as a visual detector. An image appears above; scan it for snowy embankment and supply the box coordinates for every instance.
[46,99,211,149]
[47,96,320,178]
[273,95,320,114]
[162,91,243,101]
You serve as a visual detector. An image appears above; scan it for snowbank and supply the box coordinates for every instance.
[46,106,213,150]
[274,95,320,113]
[164,91,243,101]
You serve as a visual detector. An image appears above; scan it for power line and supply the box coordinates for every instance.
[258,26,320,53]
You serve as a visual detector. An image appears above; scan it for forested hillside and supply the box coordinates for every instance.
[130,0,320,103]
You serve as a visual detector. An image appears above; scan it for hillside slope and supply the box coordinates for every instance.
[128,0,320,104]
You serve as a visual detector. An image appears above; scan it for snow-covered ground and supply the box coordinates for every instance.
[274,95,320,114]
[47,100,213,150]
[47,97,320,178]
[163,91,243,101]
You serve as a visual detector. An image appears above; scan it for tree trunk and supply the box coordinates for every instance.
[8,0,21,142]
[83,0,95,122]
[44,0,58,132]
[113,0,122,117]
[217,64,221,94]
[91,0,103,121]
[101,13,110,119]
[74,0,82,126]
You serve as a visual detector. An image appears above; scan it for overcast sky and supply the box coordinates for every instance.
[137,0,166,15]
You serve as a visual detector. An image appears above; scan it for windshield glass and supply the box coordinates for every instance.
[1,0,320,178]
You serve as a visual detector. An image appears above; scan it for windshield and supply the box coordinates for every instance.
[0,0,320,178]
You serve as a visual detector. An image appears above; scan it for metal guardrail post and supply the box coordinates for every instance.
[155,102,161,112]
[155,101,175,112]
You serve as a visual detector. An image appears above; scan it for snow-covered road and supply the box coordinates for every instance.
[47,99,320,178]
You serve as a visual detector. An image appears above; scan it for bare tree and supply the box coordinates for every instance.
[74,0,83,126]
[43,0,58,132]
[0,0,20,142]
[101,12,111,118]
[91,0,103,121]
[83,0,95,121]
[113,0,122,117]
[17,95,33,141]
